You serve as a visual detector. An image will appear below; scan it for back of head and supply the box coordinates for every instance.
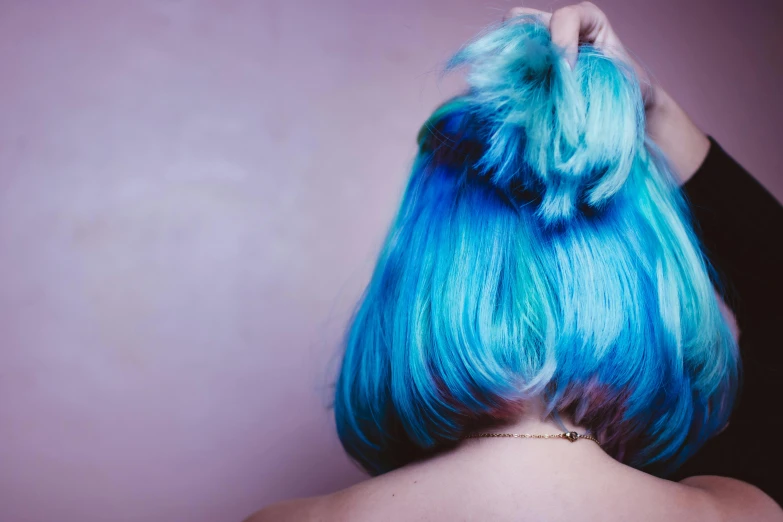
[334,17,738,477]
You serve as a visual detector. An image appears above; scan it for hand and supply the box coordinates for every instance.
[504,2,710,182]
[504,2,655,109]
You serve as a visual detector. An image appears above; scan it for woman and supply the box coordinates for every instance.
[248,3,783,521]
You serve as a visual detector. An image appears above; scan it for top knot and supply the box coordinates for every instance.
[431,16,645,225]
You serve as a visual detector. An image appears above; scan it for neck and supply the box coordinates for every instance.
[463,399,587,438]
[436,401,613,484]
[455,399,608,461]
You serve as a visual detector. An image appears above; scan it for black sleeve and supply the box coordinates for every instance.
[670,137,783,503]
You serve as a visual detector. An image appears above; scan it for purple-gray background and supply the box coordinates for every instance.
[0,1,780,521]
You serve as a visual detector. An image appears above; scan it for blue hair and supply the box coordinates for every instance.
[334,18,738,477]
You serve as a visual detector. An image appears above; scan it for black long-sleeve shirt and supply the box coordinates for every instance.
[671,137,783,503]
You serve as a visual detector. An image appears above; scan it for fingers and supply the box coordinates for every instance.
[503,4,650,103]
[548,7,581,67]
[505,2,613,68]
[551,3,610,67]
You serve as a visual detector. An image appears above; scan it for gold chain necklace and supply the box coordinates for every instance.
[462,431,600,446]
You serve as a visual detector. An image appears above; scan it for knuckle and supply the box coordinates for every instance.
[551,5,575,19]
[579,1,605,16]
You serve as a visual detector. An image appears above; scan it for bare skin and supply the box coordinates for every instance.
[248,405,781,521]
[246,3,782,521]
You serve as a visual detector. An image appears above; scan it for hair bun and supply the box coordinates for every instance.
[442,17,645,225]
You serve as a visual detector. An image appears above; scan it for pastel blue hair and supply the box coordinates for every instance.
[334,17,739,477]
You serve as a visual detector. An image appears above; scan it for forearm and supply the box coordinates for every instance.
[668,93,783,502]
[645,86,711,183]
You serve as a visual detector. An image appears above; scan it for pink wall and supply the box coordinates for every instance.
[0,1,780,521]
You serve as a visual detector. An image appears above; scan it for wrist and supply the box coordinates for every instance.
[643,85,710,183]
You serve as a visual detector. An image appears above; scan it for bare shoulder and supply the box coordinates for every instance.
[241,475,393,522]
[242,494,335,522]
[680,476,783,522]
[243,465,429,522]
[242,466,783,522]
